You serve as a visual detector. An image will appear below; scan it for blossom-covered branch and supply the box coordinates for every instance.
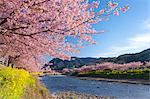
[0,0,129,71]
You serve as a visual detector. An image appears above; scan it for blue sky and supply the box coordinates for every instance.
[74,0,150,58]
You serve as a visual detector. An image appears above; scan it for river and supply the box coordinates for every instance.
[42,75,150,99]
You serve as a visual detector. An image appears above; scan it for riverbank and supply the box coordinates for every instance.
[53,92,115,99]
[27,79,112,99]
[22,79,53,99]
[69,69,150,85]
[0,65,53,99]
[75,76,150,85]
[0,65,111,99]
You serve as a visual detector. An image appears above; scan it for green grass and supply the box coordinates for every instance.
[0,66,35,99]
[78,69,150,80]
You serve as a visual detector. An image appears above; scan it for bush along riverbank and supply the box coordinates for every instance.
[0,65,52,99]
[70,69,150,84]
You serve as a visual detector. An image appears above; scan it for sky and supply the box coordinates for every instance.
[74,0,150,58]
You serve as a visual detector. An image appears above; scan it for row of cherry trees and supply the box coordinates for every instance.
[63,61,150,73]
[0,0,128,71]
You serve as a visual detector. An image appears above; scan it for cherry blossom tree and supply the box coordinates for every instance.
[63,62,143,73]
[0,0,129,71]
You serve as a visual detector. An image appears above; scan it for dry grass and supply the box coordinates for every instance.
[22,79,53,99]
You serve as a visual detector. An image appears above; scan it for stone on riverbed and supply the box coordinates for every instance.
[54,92,115,99]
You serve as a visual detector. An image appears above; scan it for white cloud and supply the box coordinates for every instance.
[97,18,150,57]
[99,33,150,57]
[143,19,150,29]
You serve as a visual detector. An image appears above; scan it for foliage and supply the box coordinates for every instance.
[0,0,128,70]
[63,62,144,73]
[0,66,35,99]
[65,61,150,79]
[30,72,44,76]
[78,69,150,80]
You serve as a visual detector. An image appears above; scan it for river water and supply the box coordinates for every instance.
[42,75,150,99]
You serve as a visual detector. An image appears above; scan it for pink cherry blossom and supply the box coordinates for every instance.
[0,0,128,71]
[120,5,129,13]
[65,62,144,73]
[97,10,105,15]
[114,9,119,16]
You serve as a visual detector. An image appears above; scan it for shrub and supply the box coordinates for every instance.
[80,69,150,80]
[0,66,35,99]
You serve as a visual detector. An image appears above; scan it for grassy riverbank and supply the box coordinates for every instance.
[0,65,52,99]
[22,79,53,99]
[71,69,150,84]
[0,67,35,99]
[75,69,150,79]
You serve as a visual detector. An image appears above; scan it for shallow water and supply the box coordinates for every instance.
[42,75,150,99]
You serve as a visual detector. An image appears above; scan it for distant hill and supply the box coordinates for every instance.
[43,48,150,70]
[47,57,99,70]
[114,48,150,63]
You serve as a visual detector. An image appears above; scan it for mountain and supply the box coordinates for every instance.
[43,48,150,70]
[46,57,99,70]
[114,48,150,63]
